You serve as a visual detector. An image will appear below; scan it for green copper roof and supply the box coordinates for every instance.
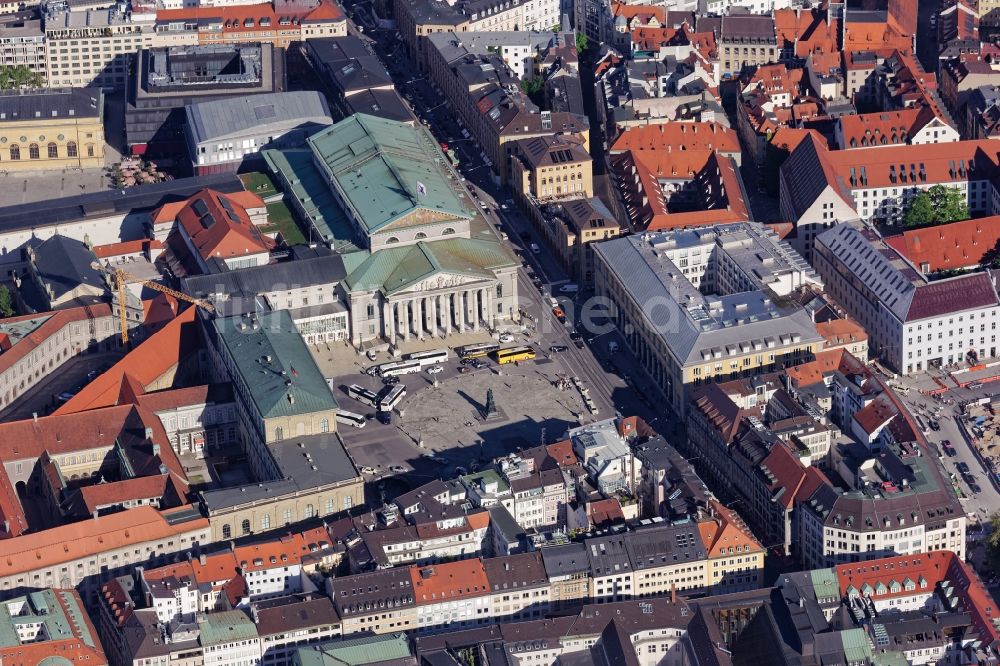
[0,590,84,649]
[808,567,840,603]
[307,114,472,235]
[344,238,517,295]
[292,633,412,666]
[262,148,362,254]
[840,628,874,663]
[213,310,339,420]
[0,314,53,346]
[198,610,259,647]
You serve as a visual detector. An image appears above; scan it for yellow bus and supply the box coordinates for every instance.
[492,345,536,364]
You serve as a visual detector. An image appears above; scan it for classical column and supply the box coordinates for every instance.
[383,301,394,341]
[396,301,410,340]
[412,298,424,339]
[440,293,452,333]
[427,295,438,336]
[484,287,495,327]
[470,290,480,331]
[456,291,467,331]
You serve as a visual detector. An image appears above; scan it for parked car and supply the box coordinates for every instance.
[427,365,443,374]
[389,465,406,473]
[530,243,541,253]
[498,333,514,343]
[458,366,472,374]
[366,349,378,362]
[549,345,568,353]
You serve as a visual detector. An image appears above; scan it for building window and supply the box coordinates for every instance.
[222,524,231,539]
[9,145,19,160]
[241,519,251,535]
[28,144,39,159]
[320,418,329,433]
[496,284,503,298]
[283,508,292,524]
[86,144,94,157]
[305,504,315,518]
[386,236,399,244]
[275,426,283,441]
[415,232,427,239]
[443,227,456,235]
[47,143,57,158]
[67,141,77,158]
[260,514,271,530]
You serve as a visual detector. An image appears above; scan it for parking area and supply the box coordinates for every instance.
[0,351,123,422]
[327,343,606,480]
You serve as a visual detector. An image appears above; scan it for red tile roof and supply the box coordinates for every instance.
[759,445,831,509]
[698,501,763,558]
[156,0,344,28]
[853,393,898,435]
[884,215,1000,273]
[92,239,164,259]
[906,272,999,321]
[0,304,113,377]
[784,349,867,389]
[410,558,490,603]
[835,550,1000,646]
[588,498,625,529]
[816,319,868,349]
[0,504,207,576]
[55,307,201,414]
[774,8,840,57]
[609,122,739,155]
[166,189,272,264]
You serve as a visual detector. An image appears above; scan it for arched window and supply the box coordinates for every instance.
[260,514,271,530]
[66,142,77,158]
[28,144,39,160]
[47,143,57,159]
[241,519,251,535]
[275,426,283,441]
[415,232,427,239]
[9,145,19,161]
[320,418,330,433]
[222,524,232,539]
[442,227,455,235]
[305,504,315,518]
[385,236,399,244]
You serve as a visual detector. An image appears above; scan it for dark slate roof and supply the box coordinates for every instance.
[306,36,393,94]
[32,235,104,298]
[0,88,101,121]
[345,89,415,124]
[540,542,590,578]
[0,173,243,237]
[200,433,358,511]
[182,249,349,300]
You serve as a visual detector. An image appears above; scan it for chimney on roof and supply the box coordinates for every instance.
[200,553,207,565]
[671,582,676,604]
[144,426,153,440]
[31,413,37,423]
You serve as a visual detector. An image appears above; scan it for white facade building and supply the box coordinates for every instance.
[814,223,1000,375]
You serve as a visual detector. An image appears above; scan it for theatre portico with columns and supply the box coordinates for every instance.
[343,238,519,346]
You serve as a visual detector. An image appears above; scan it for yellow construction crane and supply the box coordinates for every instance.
[91,262,215,344]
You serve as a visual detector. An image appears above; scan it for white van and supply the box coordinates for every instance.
[559,284,579,294]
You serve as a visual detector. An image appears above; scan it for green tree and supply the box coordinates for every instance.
[575,31,589,53]
[927,184,970,222]
[0,66,42,90]
[903,191,937,227]
[986,512,1000,573]
[520,77,544,106]
[0,285,14,318]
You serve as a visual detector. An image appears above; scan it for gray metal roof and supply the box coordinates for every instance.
[0,173,243,237]
[593,227,823,367]
[31,234,104,298]
[185,91,332,143]
[182,250,351,301]
[200,433,358,511]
